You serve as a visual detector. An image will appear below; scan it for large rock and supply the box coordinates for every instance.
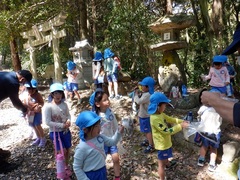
[222,141,240,163]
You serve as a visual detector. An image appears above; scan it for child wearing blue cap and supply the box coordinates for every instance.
[73,111,124,180]
[92,52,105,89]
[201,55,230,95]
[89,89,122,180]
[103,48,122,100]
[134,76,155,153]
[43,83,72,178]
[22,79,45,147]
[148,92,189,180]
[66,60,81,104]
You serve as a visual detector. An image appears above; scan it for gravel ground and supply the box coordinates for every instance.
[0,88,239,180]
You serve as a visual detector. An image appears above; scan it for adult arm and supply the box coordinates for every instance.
[9,90,27,113]
[200,91,237,126]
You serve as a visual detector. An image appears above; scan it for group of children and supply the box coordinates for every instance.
[92,48,122,100]
[18,54,232,180]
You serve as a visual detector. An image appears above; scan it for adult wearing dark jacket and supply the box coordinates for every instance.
[0,69,32,173]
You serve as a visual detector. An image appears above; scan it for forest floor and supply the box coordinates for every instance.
[0,84,240,180]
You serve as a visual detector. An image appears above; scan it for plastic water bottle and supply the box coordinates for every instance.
[56,154,65,179]
[187,111,193,122]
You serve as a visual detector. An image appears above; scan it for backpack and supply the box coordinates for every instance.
[114,57,122,71]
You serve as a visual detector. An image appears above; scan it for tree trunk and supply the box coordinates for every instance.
[165,0,172,15]
[9,38,21,71]
[199,0,215,57]
[79,0,88,40]
[212,0,223,53]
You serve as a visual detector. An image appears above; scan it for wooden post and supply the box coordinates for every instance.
[21,13,67,82]
[52,27,62,82]
[29,47,37,80]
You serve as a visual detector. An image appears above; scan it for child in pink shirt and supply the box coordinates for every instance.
[202,55,230,94]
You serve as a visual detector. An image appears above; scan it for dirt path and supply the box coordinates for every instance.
[0,88,238,180]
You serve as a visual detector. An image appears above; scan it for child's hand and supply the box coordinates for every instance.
[118,124,124,134]
[65,119,71,129]
[181,121,189,128]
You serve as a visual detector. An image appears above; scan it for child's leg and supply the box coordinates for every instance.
[111,153,120,179]
[199,145,208,158]
[158,159,168,180]
[146,132,154,147]
[209,146,217,166]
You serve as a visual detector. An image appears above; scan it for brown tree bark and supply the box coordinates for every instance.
[79,0,88,40]
[9,37,21,71]
[165,0,172,15]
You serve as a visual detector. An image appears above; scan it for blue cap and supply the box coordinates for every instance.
[75,111,101,141]
[89,88,104,106]
[25,79,38,88]
[66,60,76,70]
[148,92,171,114]
[104,48,114,59]
[50,83,64,93]
[93,52,103,61]
[139,76,155,94]
[212,55,227,63]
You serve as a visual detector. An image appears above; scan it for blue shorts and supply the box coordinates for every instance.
[211,86,226,94]
[233,103,240,127]
[201,132,221,149]
[157,147,173,160]
[85,166,107,180]
[104,145,118,155]
[29,112,42,127]
[66,82,79,91]
[139,117,151,133]
[107,73,118,82]
[50,130,72,151]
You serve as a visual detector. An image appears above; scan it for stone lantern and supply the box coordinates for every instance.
[148,14,195,92]
[69,39,93,89]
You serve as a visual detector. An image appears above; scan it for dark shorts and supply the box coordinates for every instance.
[211,86,226,94]
[66,82,79,91]
[85,166,107,180]
[233,103,240,127]
[104,145,118,154]
[29,112,42,127]
[139,117,151,133]
[201,132,221,149]
[157,147,173,160]
[107,73,118,82]
[50,130,72,151]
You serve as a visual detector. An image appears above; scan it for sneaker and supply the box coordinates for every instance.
[197,158,205,167]
[115,95,122,100]
[77,99,82,105]
[31,138,40,146]
[109,95,115,99]
[144,145,155,153]
[166,160,177,169]
[208,164,216,172]
[38,138,46,148]
[140,140,149,147]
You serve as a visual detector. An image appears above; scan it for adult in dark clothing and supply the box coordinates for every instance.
[0,69,32,174]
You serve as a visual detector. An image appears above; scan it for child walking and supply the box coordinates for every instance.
[73,111,124,180]
[134,76,155,153]
[196,101,222,172]
[43,83,72,178]
[89,89,122,180]
[202,55,230,95]
[66,60,81,104]
[148,92,189,180]
[92,51,105,89]
[23,79,45,147]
